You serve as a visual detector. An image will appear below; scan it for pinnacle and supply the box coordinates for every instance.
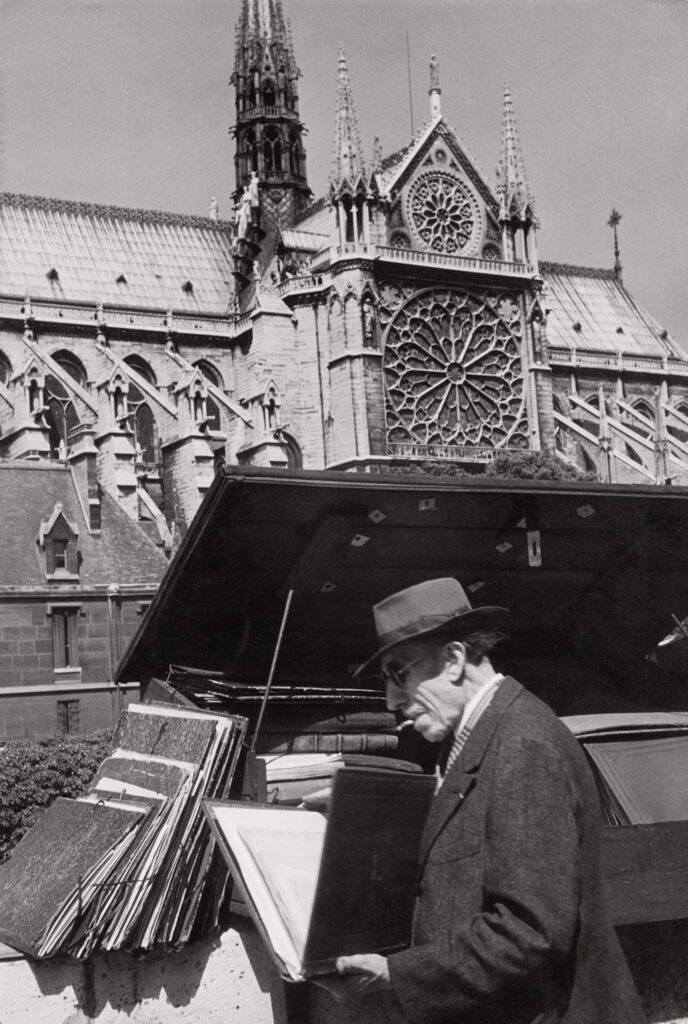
[497,79,534,221]
[330,45,367,192]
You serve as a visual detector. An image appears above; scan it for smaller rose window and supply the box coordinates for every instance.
[406,171,480,254]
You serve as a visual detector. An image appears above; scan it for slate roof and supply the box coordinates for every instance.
[0,462,168,588]
[0,193,236,315]
[540,262,683,359]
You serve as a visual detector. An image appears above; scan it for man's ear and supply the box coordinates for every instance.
[443,641,466,681]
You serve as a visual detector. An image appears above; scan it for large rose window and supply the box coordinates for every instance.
[406,171,479,254]
[383,288,527,449]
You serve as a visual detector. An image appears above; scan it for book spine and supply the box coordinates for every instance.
[257,733,399,755]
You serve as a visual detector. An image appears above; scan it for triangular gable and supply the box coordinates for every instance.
[376,116,499,218]
[38,502,79,545]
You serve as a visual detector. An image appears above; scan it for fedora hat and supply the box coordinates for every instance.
[354,578,508,678]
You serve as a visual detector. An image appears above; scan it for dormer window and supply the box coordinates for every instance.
[182,280,194,295]
[38,503,80,581]
[47,267,59,282]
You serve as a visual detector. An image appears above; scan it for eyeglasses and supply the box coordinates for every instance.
[380,653,426,690]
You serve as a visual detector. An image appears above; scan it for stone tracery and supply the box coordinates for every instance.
[406,171,480,254]
[382,287,528,449]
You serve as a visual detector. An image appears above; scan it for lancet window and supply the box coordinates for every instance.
[44,375,79,458]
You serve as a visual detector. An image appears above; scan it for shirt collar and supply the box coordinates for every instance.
[454,672,504,738]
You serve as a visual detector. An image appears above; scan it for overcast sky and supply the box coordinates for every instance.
[1,0,686,342]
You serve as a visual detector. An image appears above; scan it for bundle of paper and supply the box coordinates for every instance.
[0,797,146,957]
[0,702,247,958]
[204,766,435,981]
[260,752,423,805]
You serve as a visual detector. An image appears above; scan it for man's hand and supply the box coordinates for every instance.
[334,953,391,997]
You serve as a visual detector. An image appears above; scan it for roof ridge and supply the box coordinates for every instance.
[540,260,616,280]
[0,191,234,231]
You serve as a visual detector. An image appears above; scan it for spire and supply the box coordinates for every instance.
[496,80,534,222]
[231,0,310,232]
[233,0,296,83]
[607,208,623,281]
[330,46,366,194]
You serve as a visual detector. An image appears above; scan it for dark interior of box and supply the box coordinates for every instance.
[118,467,688,718]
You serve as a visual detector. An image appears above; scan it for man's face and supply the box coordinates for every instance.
[381,639,466,743]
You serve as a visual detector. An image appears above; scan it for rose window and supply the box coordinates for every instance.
[383,288,527,449]
[406,171,479,254]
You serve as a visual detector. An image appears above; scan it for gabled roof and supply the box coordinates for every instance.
[540,262,683,359]
[374,117,498,215]
[0,462,168,588]
[0,193,236,315]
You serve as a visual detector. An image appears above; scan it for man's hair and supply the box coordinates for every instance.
[460,629,506,664]
[430,628,505,665]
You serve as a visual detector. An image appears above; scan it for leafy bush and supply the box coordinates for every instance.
[0,731,112,863]
[485,451,597,481]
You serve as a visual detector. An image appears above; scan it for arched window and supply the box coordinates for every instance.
[263,79,276,106]
[263,127,282,173]
[53,351,87,387]
[289,131,301,177]
[127,381,159,465]
[194,360,223,431]
[44,374,79,457]
[244,130,258,173]
[0,351,11,386]
[124,355,157,386]
[248,70,258,108]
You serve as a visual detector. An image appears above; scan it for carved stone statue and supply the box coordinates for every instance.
[236,187,251,238]
[430,54,440,91]
[249,172,260,207]
[208,196,219,220]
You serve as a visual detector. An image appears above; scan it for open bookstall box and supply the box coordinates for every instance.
[117,466,688,934]
[203,766,436,981]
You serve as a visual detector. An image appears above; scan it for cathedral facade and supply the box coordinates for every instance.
[1,0,687,728]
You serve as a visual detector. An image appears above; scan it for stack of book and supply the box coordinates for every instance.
[162,667,398,755]
[0,703,246,958]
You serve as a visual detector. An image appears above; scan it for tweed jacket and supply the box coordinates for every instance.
[388,677,645,1024]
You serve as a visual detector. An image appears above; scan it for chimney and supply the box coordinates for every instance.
[68,423,102,532]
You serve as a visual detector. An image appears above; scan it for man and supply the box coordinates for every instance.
[334,577,644,1023]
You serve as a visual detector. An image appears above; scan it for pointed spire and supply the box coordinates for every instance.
[233,0,296,81]
[496,80,534,222]
[607,208,623,281]
[331,46,366,194]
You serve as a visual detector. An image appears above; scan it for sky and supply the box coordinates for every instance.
[1,0,686,342]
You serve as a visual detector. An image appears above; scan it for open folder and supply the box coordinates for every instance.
[203,766,435,980]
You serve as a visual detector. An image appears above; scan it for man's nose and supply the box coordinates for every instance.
[385,681,406,712]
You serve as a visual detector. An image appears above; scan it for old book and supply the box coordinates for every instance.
[203,766,435,981]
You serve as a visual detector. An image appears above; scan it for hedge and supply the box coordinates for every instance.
[0,731,112,863]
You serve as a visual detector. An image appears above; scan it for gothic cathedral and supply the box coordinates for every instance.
[1,0,688,552]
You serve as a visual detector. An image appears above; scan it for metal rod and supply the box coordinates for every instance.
[406,31,414,135]
[250,589,295,751]
[671,613,688,644]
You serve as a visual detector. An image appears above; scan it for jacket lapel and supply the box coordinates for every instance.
[418,677,523,868]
